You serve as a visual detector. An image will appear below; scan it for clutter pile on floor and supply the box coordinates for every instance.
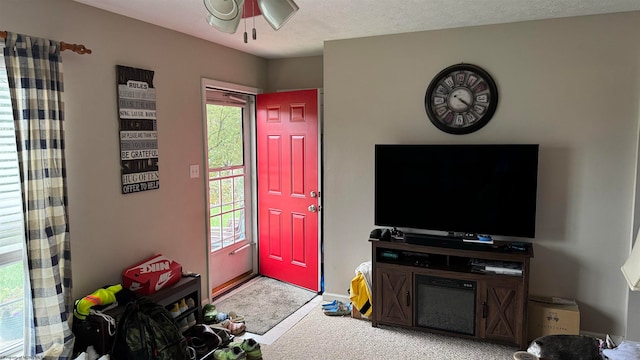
[321,261,373,318]
[321,299,352,316]
[187,323,261,360]
[192,303,262,359]
[202,303,247,334]
[514,334,640,360]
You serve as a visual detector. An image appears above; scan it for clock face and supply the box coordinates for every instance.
[425,64,498,134]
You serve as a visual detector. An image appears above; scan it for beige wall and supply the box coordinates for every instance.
[323,12,640,336]
[1,0,268,300]
[266,56,323,92]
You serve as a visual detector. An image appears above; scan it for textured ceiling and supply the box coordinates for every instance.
[71,0,640,59]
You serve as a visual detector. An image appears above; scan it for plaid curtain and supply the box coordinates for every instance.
[3,32,74,359]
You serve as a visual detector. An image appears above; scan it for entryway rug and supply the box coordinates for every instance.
[213,276,317,335]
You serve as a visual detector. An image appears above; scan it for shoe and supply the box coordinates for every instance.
[228,311,245,323]
[321,301,347,312]
[169,303,181,318]
[188,336,209,357]
[191,324,223,350]
[179,298,189,313]
[186,297,196,309]
[183,298,196,327]
[208,325,233,346]
[218,319,246,335]
[203,304,218,324]
[187,312,197,327]
[179,317,190,332]
[216,312,229,322]
[230,338,262,360]
[321,299,340,309]
[323,302,352,316]
[213,346,246,360]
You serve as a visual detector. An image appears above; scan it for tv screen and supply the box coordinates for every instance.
[375,144,539,238]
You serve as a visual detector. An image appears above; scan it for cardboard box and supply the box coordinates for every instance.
[527,295,580,340]
[122,254,182,295]
[351,306,370,321]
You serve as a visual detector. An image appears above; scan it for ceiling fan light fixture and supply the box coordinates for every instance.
[257,0,299,31]
[204,0,245,34]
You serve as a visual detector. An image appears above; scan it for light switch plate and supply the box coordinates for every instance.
[189,164,200,179]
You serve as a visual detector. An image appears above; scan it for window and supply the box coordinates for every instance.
[205,92,251,252]
[0,45,26,356]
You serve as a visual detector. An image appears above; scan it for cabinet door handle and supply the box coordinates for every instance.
[482,301,487,318]
[406,291,410,307]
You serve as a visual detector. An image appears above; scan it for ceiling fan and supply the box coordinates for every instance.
[204,0,299,42]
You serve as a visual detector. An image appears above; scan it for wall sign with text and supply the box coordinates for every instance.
[116,65,159,194]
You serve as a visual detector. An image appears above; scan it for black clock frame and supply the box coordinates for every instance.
[424,63,498,135]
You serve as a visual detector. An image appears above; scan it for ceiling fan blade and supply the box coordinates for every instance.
[204,0,245,34]
[257,0,299,31]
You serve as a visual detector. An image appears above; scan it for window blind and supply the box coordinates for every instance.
[0,44,25,266]
[205,88,251,107]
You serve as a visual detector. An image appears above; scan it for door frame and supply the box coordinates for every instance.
[201,78,259,297]
[200,79,324,297]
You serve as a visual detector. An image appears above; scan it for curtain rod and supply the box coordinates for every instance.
[0,31,92,55]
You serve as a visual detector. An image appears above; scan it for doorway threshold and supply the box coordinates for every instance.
[219,278,321,345]
[211,271,257,300]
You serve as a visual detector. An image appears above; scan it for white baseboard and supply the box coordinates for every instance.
[580,330,608,339]
[322,292,350,304]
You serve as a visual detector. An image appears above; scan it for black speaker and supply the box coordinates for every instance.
[370,228,392,241]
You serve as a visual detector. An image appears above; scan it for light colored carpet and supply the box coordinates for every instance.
[261,303,518,359]
[213,276,316,335]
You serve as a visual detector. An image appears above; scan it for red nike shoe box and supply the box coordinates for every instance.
[122,254,182,295]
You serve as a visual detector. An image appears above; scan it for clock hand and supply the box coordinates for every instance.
[457,97,472,107]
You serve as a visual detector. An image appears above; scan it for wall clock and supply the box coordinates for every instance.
[424,63,498,135]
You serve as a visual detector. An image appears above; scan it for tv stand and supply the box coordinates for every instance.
[371,237,533,349]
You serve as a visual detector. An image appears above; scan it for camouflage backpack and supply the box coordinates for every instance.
[111,298,189,360]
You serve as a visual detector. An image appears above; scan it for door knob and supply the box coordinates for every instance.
[310,191,318,198]
[308,204,317,212]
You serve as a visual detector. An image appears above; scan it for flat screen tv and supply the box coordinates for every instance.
[375,144,539,238]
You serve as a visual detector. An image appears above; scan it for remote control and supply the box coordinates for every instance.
[509,242,530,252]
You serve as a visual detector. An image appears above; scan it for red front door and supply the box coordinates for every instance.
[256,89,319,292]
